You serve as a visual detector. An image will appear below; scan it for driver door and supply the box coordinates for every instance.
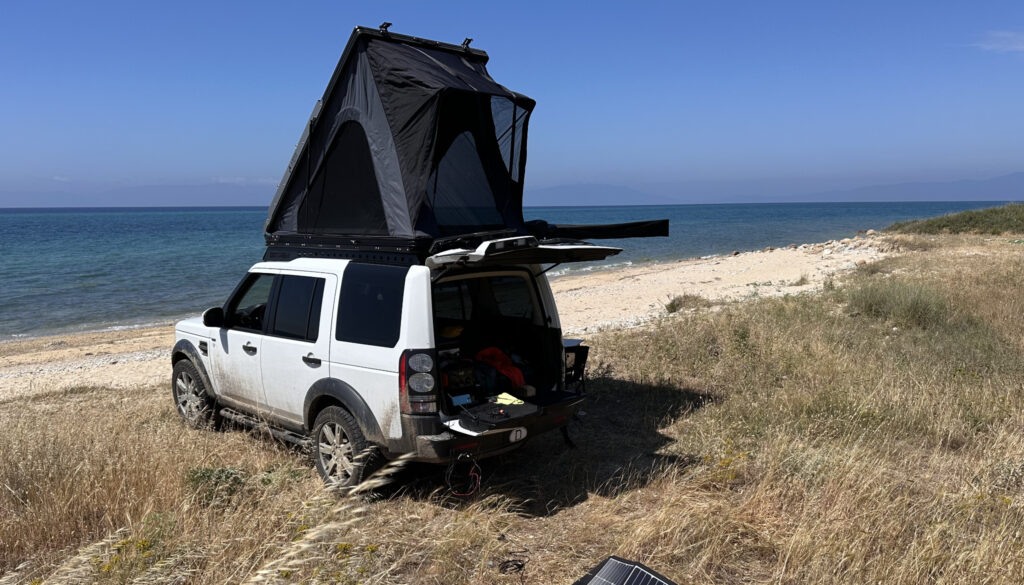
[210,272,275,411]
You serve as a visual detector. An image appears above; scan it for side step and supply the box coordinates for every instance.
[219,407,312,450]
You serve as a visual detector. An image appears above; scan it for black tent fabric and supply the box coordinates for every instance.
[265,27,535,243]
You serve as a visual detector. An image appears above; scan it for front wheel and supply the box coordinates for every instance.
[312,406,374,486]
[172,360,220,430]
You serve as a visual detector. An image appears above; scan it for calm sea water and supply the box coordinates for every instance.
[0,201,1010,339]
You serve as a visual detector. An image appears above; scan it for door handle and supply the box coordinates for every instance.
[242,342,257,355]
[302,353,322,366]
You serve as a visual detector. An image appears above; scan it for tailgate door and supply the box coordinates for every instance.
[426,236,621,269]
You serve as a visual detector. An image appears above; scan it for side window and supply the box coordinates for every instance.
[270,276,325,342]
[336,263,409,348]
[226,273,275,332]
[490,275,535,320]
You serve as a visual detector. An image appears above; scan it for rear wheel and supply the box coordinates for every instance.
[172,360,219,429]
[312,406,372,486]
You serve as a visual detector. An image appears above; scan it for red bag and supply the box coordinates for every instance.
[475,347,525,387]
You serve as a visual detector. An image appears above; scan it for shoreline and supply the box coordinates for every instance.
[0,233,892,402]
[549,231,890,333]
[0,233,886,344]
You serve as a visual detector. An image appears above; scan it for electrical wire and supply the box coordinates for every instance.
[445,453,481,497]
[497,533,530,584]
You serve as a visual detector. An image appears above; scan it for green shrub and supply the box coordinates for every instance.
[846,280,950,329]
[886,203,1024,235]
[185,466,248,505]
[665,294,711,313]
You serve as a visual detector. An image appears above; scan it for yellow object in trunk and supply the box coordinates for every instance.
[493,392,525,405]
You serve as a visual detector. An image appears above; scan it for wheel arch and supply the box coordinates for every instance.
[303,378,386,444]
[171,339,216,398]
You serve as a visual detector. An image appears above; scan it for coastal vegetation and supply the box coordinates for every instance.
[664,293,712,313]
[2,234,1024,583]
[887,202,1024,234]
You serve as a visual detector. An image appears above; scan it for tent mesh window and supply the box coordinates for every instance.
[421,91,528,236]
[299,121,387,235]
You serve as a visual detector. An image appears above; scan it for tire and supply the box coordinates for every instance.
[311,406,374,486]
[172,359,220,430]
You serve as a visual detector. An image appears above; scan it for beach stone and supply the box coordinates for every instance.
[731,250,740,256]
[822,248,833,255]
[866,229,877,236]
[857,259,867,266]
[764,246,774,252]
[788,243,797,249]
[841,238,852,244]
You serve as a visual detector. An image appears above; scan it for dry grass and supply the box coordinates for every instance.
[3,234,1024,584]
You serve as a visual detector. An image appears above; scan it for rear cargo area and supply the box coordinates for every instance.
[431,269,572,429]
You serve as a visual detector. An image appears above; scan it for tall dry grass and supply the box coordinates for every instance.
[2,234,1023,584]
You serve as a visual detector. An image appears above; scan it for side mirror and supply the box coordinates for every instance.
[202,307,225,328]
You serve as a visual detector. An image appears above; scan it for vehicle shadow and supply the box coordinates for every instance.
[378,376,713,517]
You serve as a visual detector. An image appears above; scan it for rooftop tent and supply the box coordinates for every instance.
[265,26,535,248]
[264,25,668,263]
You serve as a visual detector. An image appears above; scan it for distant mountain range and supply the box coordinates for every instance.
[2,172,1023,208]
[0,183,272,208]
[787,172,1024,203]
[524,172,1024,206]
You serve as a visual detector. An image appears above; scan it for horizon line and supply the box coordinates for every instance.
[1,200,1019,212]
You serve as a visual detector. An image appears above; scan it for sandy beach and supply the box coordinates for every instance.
[0,234,890,403]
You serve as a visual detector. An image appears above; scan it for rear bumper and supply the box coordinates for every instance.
[396,397,583,464]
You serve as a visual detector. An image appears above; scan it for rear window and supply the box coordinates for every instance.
[432,273,537,323]
[433,279,474,321]
[271,275,325,342]
[336,263,409,347]
[490,275,535,319]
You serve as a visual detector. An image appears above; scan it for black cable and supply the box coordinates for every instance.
[498,555,528,574]
[497,534,530,583]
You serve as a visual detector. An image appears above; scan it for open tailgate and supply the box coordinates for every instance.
[426,236,621,269]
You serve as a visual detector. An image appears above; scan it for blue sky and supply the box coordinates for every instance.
[2,1,1023,204]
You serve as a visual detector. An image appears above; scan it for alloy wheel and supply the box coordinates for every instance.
[175,370,205,423]
[318,422,356,482]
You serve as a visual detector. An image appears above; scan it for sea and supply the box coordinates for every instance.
[0,201,1011,340]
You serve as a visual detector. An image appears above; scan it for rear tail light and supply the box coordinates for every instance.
[399,349,438,414]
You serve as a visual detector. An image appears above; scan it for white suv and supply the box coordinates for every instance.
[171,236,601,485]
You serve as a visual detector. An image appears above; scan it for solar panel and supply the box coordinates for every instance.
[572,556,677,585]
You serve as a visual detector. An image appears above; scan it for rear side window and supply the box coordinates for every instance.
[336,263,409,347]
[271,276,325,342]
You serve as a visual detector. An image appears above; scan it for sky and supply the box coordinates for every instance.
[2,1,1024,205]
